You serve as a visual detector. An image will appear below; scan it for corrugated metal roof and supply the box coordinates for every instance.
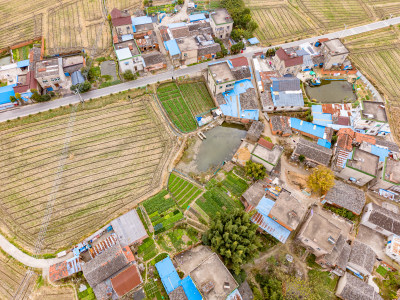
[0,84,16,105]
[168,22,186,28]
[272,77,300,91]
[156,257,181,294]
[111,209,148,247]
[251,196,291,243]
[290,118,325,138]
[189,13,206,22]
[164,39,181,56]
[371,145,389,162]
[317,138,331,149]
[248,37,259,45]
[17,59,30,68]
[181,276,202,300]
[132,16,153,26]
[71,70,85,86]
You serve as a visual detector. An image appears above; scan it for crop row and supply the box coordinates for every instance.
[168,173,203,209]
[143,190,175,216]
[195,187,240,218]
[178,82,215,116]
[222,173,249,197]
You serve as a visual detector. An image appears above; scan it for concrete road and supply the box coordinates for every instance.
[1,17,400,123]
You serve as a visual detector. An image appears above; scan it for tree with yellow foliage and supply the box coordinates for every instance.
[307,166,335,195]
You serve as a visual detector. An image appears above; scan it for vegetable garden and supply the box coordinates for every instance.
[168,172,203,209]
[0,94,173,254]
[178,82,216,117]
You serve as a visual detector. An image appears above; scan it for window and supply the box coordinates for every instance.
[184,53,188,57]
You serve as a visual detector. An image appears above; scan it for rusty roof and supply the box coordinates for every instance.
[337,128,355,151]
[276,48,303,67]
[111,264,142,297]
[257,138,274,150]
[230,56,248,68]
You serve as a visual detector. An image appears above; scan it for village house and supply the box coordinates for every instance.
[322,180,366,215]
[336,148,379,186]
[385,234,400,263]
[292,138,333,167]
[272,48,303,75]
[110,209,148,247]
[246,121,264,143]
[269,116,292,136]
[270,77,304,109]
[297,205,353,259]
[347,240,376,277]
[290,118,333,141]
[311,103,352,128]
[35,58,67,91]
[320,39,349,69]
[142,52,167,72]
[251,138,283,174]
[352,101,391,136]
[110,8,133,41]
[209,9,233,39]
[114,40,144,73]
[335,273,383,300]
[361,202,400,237]
[369,158,400,201]
[256,70,281,112]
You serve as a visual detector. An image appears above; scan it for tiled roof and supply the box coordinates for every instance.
[272,77,300,92]
[111,264,142,297]
[258,138,274,150]
[324,181,366,215]
[198,43,221,57]
[275,48,303,67]
[230,56,248,68]
[366,203,400,236]
[337,128,355,151]
[348,240,376,275]
[112,16,132,27]
[293,138,332,166]
[270,116,292,135]
[338,273,383,300]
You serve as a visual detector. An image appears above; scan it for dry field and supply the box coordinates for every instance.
[30,284,75,300]
[105,0,143,12]
[0,250,36,300]
[0,94,174,254]
[343,27,400,143]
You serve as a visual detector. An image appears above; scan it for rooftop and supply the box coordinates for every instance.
[324,181,366,215]
[238,281,253,300]
[384,158,400,184]
[336,273,382,300]
[190,252,237,300]
[115,40,140,56]
[388,235,400,256]
[111,264,142,297]
[362,101,388,122]
[347,148,379,177]
[252,143,283,168]
[241,181,265,207]
[270,116,292,135]
[275,48,303,68]
[293,138,332,166]
[323,234,351,271]
[35,58,60,78]
[110,209,148,247]
[365,202,400,236]
[229,57,248,68]
[322,38,349,55]
[177,36,199,51]
[209,62,235,83]
[290,118,325,139]
[142,51,166,66]
[169,286,188,300]
[210,9,233,25]
[268,190,307,231]
[246,121,264,140]
[348,240,376,275]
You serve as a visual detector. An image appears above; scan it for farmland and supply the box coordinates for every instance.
[168,172,203,209]
[142,190,184,235]
[343,27,400,142]
[178,82,216,117]
[105,0,142,12]
[0,93,174,254]
[157,82,197,132]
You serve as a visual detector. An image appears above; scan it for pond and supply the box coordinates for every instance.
[0,56,11,66]
[305,80,356,103]
[195,123,247,172]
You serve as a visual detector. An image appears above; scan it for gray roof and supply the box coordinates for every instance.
[71,70,85,86]
[337,273,382,300]
[142,52,166,66]
[242,181,265,207]
[246,121,264,139]
[312,55,324,65]
[232,67,251,81]
[111,209,148,247]
[216,93,226,105]
[366,203,400,235]
[238,281,253,300]
[348,241,376,275]
[239,88,258,110]
[198,43,221,57]
[82,243,129,287]
[272,77,301,92]
[269,116,292,135]
[293,138,332,166]
[375,138,400,153]
[323,234,350,269]
[169,286,188,300]
[274,92,304,107]
[324,181,366,215]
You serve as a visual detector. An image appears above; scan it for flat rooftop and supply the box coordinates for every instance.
[209,62,235,83]
[362,101,388,122]
[210,9,233,25]
[114,40,140,56]
[384,158,400,184]
[176,37,198,51]
[35,58,60,77]
[252,144,282,166]
[175,245,213,275]
[323,39,349,55]
[347,148,379,176]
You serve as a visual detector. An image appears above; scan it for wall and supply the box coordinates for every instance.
[119,57,144,73]
[181,49,197,65]
[291,128,319,140]
[324,53,349,69]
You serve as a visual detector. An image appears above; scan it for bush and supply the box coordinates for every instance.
[245,160,266,180]
[231,42,245,54]
[71,81,91,93]
[123,70,137,81]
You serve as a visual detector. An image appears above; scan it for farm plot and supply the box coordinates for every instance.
[138,237,158,261]
[0,95,173,254]
[297,0,373,29]
[105,0,142,12]
[0,251,36,300]
[168,172,203,209]
[343,27,398,49]
[157,83,197,132]
[178,82,216,117]
[31,284,76,300]
[250,5,317,43]
[143,190,184,235]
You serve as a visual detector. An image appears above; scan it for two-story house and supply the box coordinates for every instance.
[209,9,233,39]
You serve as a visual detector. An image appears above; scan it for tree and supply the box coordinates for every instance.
[298,155,305,162]
[30,89,41,102]
[123,70,137,81]
[9,96,17,103]
[70,81,91,93]
[202,209,261,274]
[245,160,266,180]
[231,42,244,54]
[307,166,335,195]
[177,0,184,4]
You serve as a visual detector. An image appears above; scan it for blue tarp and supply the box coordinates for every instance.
[181,276,202,300]
[164,39,181,56]
[248,37,259,45]
[17,59,30,68]
[317,139,331,149]
[312,112,332,126]
[71,70,85,86]
[132,16,153,26]
[251,197,291,243]
[290,118,325,139]
[156,257,181,294]
[189,13,206,22]
[0,84,16,105]
[371,145,390,162]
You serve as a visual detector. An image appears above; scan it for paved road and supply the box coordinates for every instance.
[1,17,400,123]
[0,234,72,269]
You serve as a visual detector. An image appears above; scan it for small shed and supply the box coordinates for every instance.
[71,70,85,86]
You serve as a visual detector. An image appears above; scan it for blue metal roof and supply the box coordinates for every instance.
[17,59,30,68]
[0,84,16,105]
[189,13,206,22]
[290,118,325,139]
[317,138,331,149]
[164,39,181,56]
[121,34,134,41]
[311,105,322,113]
[131,16,153,26]
[156,257,181,294]
[312,111,333,126]
[248,37,259,45]
[181,276,202,300]
[371,145,389,162]
[168,22,186,28]
[251,197,291,243]
[71,70,85,86]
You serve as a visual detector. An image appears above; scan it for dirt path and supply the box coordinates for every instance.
[160,0,189,24]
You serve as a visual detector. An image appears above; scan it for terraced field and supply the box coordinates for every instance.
[168,172,203,209]
[0,94,174,254]
[179,82,216,117]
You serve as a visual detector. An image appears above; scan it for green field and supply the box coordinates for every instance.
[138,237,158,261]
[157,83,197,132]
[179,82,216,117]
[168,172,203,209]
[142,190,184,235]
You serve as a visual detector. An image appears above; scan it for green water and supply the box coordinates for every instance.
[195,123,246,172]
[305,80,356,103]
